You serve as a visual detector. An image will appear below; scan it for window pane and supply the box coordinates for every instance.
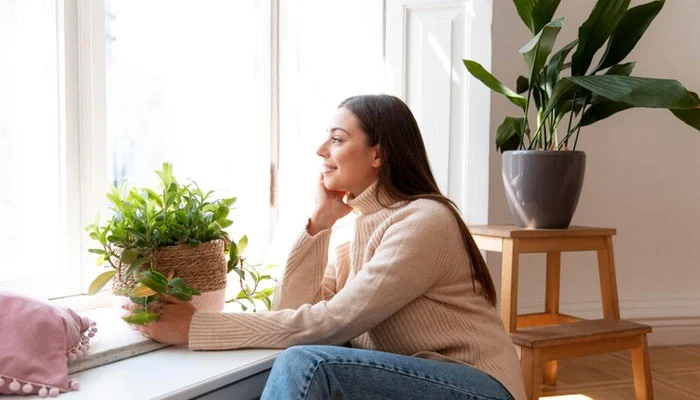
[0,0,72,297]
[105,1,269,261]
[268,0,384,263]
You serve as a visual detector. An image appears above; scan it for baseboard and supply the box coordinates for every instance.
[518,297,700,346]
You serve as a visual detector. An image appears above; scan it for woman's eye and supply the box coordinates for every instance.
[331,137,342,144]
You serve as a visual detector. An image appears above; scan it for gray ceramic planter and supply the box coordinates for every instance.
[502,150,586,229]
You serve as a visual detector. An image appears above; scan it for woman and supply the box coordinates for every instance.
[138,95,525,400]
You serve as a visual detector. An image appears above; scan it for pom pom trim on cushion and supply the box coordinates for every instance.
[0,320,94,396]
[0,374,81,397]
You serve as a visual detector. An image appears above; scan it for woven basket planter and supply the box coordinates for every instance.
[111,239,227,312]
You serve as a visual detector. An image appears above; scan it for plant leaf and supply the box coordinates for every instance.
[496,117,526,152]
[513,0,561,34]
[237,235,248,255]
[122,310,160,325]
[119,249,139,265]
[580,100,634,127]
[516,76,529,94]
[136,270,168,294]
[571,0,631,76]
[594,0,665,72]
[545,39,577,95]
[463,59,527,110]
[520,18,564,86]
[671,108,700,132]
[88,270,117,295]
[130,284,158,298]
[123,257,151,279]
[567,76,700,109]
[604,62,636,76]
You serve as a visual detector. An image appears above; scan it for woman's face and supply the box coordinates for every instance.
[317,107,381,197]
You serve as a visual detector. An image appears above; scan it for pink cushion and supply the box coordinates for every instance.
[0,292,97,397]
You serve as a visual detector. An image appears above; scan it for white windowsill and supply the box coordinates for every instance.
[6,300,281,399]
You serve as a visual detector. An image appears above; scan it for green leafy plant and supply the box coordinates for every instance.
[85,162,273,324]
[464,0,699,153]
[225,235,278,312]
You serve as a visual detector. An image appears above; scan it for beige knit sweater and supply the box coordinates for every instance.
[189,182,525,400]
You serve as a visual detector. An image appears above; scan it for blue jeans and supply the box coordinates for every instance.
[261,345,513,400]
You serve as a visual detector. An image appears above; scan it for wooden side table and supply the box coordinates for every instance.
[469,225,620,333]
[469,225,654,400]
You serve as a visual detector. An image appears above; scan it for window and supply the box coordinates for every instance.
[0,0,386,299]
[104,1,270,260]
[0,0,79,297]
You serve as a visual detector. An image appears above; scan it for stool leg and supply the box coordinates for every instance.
[597,236,620,320]
[521,347,541,400]
[543,360,557,386]
[501,239,520,333]
[631,335,654,400]
[543,251,561,387]
[545,251,561,316]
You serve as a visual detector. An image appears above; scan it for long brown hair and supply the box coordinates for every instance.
[339,94,497,307]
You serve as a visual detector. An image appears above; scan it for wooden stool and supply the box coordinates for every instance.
[469,225,654,398]
[513,319,653,400]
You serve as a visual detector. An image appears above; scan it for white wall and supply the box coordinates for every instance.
[488,0,700,345]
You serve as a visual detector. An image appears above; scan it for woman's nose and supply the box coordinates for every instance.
[316,141,329,158]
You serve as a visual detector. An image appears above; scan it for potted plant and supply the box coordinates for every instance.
[464,0,699,228]
[85,163,251,324]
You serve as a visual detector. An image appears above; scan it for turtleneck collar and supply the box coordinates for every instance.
[346,180,400,215]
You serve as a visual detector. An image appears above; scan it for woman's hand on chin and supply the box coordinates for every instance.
[308,174,352,235]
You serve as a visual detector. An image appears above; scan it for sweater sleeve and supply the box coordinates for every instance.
[271,228,337,311]
[189,204,451,350]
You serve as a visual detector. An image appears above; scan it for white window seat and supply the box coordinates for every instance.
[5,303,281,399]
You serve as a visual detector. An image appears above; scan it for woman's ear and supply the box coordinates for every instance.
[371,146,382,168]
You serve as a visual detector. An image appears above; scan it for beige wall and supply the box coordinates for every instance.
[488,0,700,345]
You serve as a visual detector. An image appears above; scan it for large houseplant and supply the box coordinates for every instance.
[86,163,255,324]
[464,0,699,228]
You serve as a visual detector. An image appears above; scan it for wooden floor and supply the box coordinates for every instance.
[540,345,700,399]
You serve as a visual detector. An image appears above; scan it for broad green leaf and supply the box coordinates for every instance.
[167,277,201,302]
[145,188,164,208]
[129,295,156,304]
[217,219,233,229]
[604,62,636,76]
[136,270,168,294]
[131,284,158,298]
[123,257,151,279]
[671,108,700,132]
[119,249,139,265]
[520,18,564,86]
[221,197,237,207]
[516,76,529,94]
[214,205,229,220]
[88,270,117,295]
[571,0,630,76]
[545,39,577,95]
[594,0,664,72]
[567,76,700,109]
[580,101,634,127]
[253,292,272,310]
[513,0,561,34]
[229,240,238,260]
[463,60,527,109]
[106,192,122,207]
[238,235,248,254]
[122,310,160,325]
[496,117,526,152]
